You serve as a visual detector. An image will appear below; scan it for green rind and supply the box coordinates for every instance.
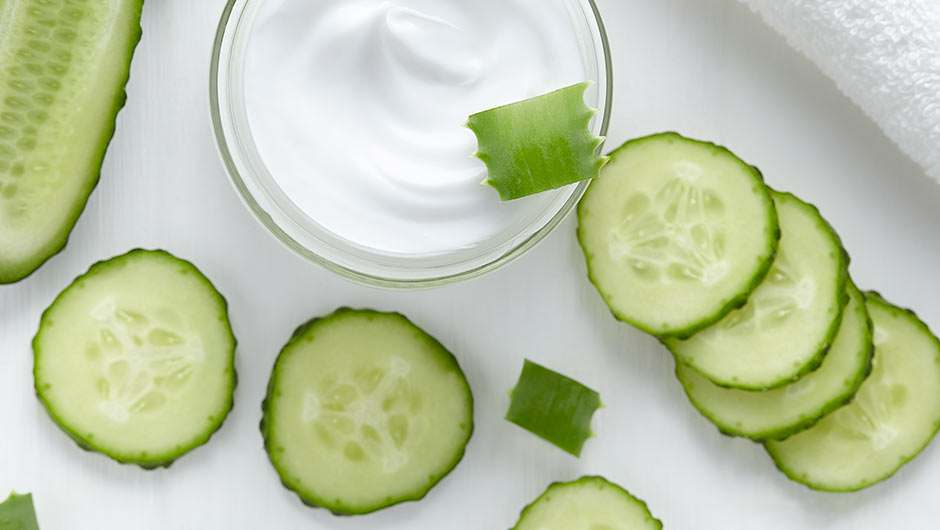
[505,359,601,457]
[468,82,608,201]
[576,132,780,339]
[675,281,873,441]
[32,249,237,469]
[667,190,851,390]
[0,0,145,284]
[0,491,39,530]
[260,308,474,516]
[510,476,663,530]
[765,291,940,492]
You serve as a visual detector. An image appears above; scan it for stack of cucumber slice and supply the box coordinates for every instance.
[579,132,940,492]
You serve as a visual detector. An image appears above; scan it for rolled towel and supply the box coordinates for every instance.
[741,0,940,183]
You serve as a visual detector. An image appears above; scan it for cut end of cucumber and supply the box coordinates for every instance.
[33,249,237,469]
[511,476,662,530]
[261,308,473,515]
[468,82,607,201]
[505,360,601,457]
[0,0,144,283]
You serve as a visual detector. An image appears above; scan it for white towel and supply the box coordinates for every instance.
[741,0,940,184]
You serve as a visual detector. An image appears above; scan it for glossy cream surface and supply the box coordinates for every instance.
[245,0,586,254]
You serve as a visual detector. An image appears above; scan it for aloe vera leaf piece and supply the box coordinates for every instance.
[506,359,601,456]
[0,492,40,530]
[467,82,608,201]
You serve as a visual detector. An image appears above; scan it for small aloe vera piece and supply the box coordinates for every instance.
[467,82,607,201]
[0,492,40,530]
[506,359,601,457]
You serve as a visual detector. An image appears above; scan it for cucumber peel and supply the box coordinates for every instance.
[467,82,607,201]
[0,0,144,283]
[0,492,39,530]
[506,360,601,457]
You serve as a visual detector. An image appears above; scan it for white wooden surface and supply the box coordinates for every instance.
[3,1,940,528]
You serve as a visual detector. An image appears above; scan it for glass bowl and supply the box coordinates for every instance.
[210,0,612,289]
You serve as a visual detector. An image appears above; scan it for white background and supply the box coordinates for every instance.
[3,0,940,528]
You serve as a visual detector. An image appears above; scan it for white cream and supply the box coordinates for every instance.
[245,0,587,254]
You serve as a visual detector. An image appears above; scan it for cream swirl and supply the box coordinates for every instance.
[245,0,586,254]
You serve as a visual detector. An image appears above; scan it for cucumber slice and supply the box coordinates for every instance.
[467,82,607,201]
[33,250,236,469]
[511,476,662,530]
[260,309,473,515]
[765,292,940,491]
[665,191,848,389]
[577,133,779,338]
[505,359,601,457]
[0,492,39,530]
[0,0,144,283]
[676,282,872,440]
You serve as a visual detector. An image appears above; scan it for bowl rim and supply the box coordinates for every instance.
[209,0,613,289]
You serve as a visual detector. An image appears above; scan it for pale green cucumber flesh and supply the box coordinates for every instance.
[0,0,143,283]
[765,292,940,492]
[676,282,872,440]
[512,476,662,530]
[577,132,779,338]
[260,309,474,515]
[33,249,237,469]
[666,191,848,389]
